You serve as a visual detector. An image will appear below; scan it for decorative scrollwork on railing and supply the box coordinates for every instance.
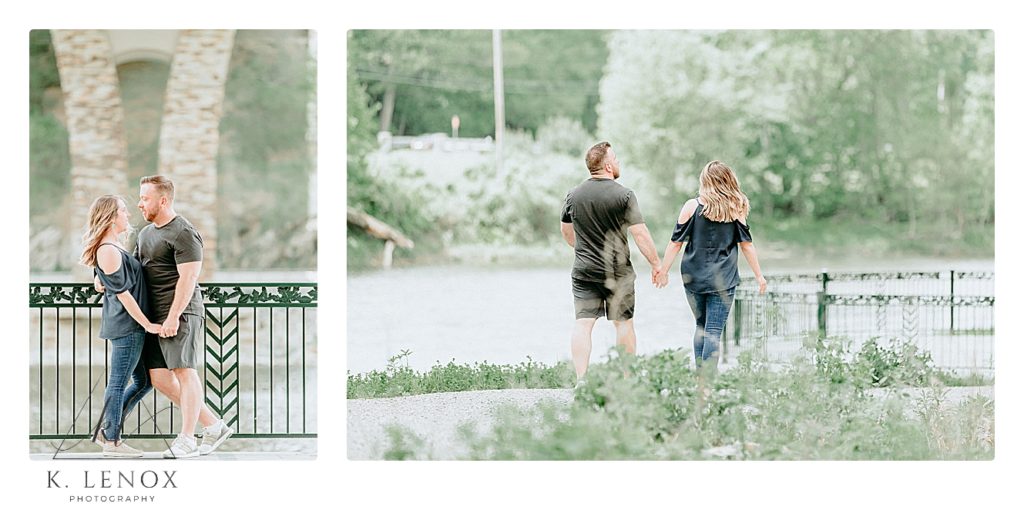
[202,284,317,306]
[826,271,945,282]
[29,284,101,306]
[762,273,823,284]
[754,271,994,284]
[955,271,995,280]
[30,283,318,306]
[824,294,994,307]
[735,290,818,304]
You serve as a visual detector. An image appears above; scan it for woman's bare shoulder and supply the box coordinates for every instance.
[678,199,699,222]
[96,244,122,274]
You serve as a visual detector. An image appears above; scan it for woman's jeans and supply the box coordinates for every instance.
[95,330,152,442]
[684,286,736,371]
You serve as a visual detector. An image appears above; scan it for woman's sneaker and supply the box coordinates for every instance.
[199,420,233,455]
[93,436,144,458]
[162,434,200,459]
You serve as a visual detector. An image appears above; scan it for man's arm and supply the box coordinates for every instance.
[655,200,699,288]
[560,222,575,247]
[160,261,201,337]
[628,223,661,271]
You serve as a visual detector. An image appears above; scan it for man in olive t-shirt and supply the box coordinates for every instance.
[560,142,663,383]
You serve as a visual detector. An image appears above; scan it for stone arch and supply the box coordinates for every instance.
[157,30,236,279]
[107,30,177,66]
[50,30,130,278]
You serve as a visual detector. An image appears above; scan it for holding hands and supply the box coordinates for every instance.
[651,265,669,289]
[160,316,180,338]
[143,318,179,337]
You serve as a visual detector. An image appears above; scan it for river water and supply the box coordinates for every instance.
[346,258,994,374]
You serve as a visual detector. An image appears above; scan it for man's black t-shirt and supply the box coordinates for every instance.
[135,216,205,322]
[561,178,644,283]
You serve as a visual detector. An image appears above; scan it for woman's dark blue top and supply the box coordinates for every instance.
[671,201,753,294]
[95,244,149,339]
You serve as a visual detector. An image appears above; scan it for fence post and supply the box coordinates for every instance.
[949,270,955,332]
[733,296,743,346]
[817,271,830,339]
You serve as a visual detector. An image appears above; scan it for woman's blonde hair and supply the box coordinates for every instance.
[79,195,129,267]
[698,160,750,222]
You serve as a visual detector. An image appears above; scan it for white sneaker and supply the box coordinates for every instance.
[162,434,199,459]
[199,421,233,455]
[93,436,144,458]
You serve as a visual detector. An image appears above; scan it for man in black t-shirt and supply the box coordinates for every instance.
[560,141,663,383]
[135,176,233,457]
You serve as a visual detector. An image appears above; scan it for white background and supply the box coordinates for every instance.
[2,1,1021,508]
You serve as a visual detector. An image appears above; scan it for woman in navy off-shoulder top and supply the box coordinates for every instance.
[655,161,768,378]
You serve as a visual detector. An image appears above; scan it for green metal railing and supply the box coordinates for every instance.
[29,283,317,440]
[729,271,993,373]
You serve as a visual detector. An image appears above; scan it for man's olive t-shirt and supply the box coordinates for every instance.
[135,216,205,322]
[561,178,645,283]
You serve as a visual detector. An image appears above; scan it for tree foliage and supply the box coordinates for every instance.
[29,30,71,219]
[349,30,609,136]
[599,30,994,240]
[215,30,317,269]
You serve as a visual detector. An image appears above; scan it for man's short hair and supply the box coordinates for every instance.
[140,175,175,200]
[585,141,612,175]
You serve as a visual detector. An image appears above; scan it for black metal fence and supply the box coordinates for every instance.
[29,283,317,441]
[730,272,993,374]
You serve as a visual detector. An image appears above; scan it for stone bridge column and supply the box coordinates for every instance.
[157,30,235,281]
[50,30,130,280]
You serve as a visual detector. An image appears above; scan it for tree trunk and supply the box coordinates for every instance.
[379,83,396,133]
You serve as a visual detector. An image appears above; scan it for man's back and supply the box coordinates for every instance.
[561,178,644,283]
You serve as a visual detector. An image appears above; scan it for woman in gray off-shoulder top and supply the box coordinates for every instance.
[80,195,163,458]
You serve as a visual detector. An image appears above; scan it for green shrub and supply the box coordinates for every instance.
[347,351,575,399]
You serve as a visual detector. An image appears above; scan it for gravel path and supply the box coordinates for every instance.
[347,389,572,460]
[347,386,993,460]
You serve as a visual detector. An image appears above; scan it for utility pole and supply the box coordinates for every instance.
[492,29,505,174]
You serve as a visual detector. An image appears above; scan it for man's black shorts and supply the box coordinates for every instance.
[571,275,635,321]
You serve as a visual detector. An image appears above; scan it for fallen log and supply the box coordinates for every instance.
[347,207,414,248]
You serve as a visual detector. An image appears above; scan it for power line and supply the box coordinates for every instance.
[353,68,600,97]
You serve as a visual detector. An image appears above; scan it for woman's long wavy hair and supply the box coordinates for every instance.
[80,195,130,267]
[698,160,750,223]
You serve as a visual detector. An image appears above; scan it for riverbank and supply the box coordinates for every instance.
[347,217,994,272]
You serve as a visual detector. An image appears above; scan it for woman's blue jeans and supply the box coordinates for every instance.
[95,330,152,442]
[684,286,736,370]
